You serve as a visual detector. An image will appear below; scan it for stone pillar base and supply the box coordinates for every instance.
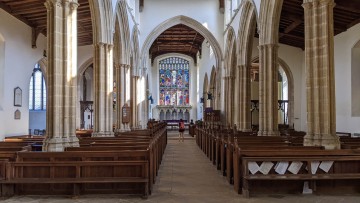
[92,131,115,137]
[304,133,340,149]
[43,138,64,152]
[257,130,280,136]
[240,128,252,132]
[62,137,71,148]
[124,124,131,131]
[68,135,80,147]
[303,134,313,146]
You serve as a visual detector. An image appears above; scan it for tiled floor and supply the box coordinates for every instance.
[2,131,360,203]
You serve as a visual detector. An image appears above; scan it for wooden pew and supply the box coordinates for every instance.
[235,149,360,197]
[0,150,151,197]
[241,154,360,197]
[2,159,149,198]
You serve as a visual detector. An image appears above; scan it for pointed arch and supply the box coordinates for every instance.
[131,26,140,75]
[237,0,257,66]
[113,0,131,65]
[140,15,223,71]
[37,58,48,82]
[237,0,260,24]
[209,66,217,109]
[258,0,283,44]
[224,26,237,76]
[89,0,114,44]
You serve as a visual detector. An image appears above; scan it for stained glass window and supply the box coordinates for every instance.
[29,64,46,110]
[159,57,189,106]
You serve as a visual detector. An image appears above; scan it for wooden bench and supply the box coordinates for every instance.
[0,150,152,197]
[1,159,149,198]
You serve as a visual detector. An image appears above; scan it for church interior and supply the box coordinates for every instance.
[0,0,360,201]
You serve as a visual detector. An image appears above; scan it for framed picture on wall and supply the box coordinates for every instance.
[14,87,22,107]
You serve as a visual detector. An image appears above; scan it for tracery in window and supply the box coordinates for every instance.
[29,64,46,110]
[159,57,189,106]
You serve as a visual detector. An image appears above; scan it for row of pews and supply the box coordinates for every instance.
[196,123,360,198]
[0,121,167,198]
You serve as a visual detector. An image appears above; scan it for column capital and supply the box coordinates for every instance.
[69,1,79,10]
[257,43,279,50]
[302,0,335,8]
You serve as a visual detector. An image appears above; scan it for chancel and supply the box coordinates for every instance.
[0,0,360,202]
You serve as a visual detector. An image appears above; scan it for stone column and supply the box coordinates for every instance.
[131,75,139,128]
[257,44,279,136]
[115,64,126,132]
[43,0,79,151]
[303,0,339,149]
[233,67,240,128]
[92,43,114,137]
[238,65,252,132]
[224,75,234,126]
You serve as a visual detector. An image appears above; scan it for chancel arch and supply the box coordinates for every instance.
[140,15,223,74]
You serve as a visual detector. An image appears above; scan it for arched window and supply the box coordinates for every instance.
[159,57,190,106]
[29,64,46,110]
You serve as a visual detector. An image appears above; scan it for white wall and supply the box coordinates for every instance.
[351,45,360,117]
[78,45,93,70]
[0,10,46,139]
[334,23,360,134]
[197,42,217,120]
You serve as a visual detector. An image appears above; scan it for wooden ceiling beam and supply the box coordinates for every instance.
[0,1,35,27]
[348,18,360,29]
[335,0,360,14]
[279,19,302,39]
[279,32,303,41]
[139,0,144,12]
[219,0,224,13]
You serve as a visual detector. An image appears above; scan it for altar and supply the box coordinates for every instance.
[156,105,192,122]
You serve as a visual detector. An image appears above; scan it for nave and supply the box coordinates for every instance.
[2,131,359,203]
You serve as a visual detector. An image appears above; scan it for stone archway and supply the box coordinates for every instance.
[140,15,223,71]
[224,27,237,126]
[209,66,217,109]
[236,0,257,132]
[251,56,295,130]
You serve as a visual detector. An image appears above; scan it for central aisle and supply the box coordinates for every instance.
[150,131,239,202]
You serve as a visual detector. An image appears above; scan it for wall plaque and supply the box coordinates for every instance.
[14,87,22,107]
[14,109,21,120]
[122,104,131,124]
